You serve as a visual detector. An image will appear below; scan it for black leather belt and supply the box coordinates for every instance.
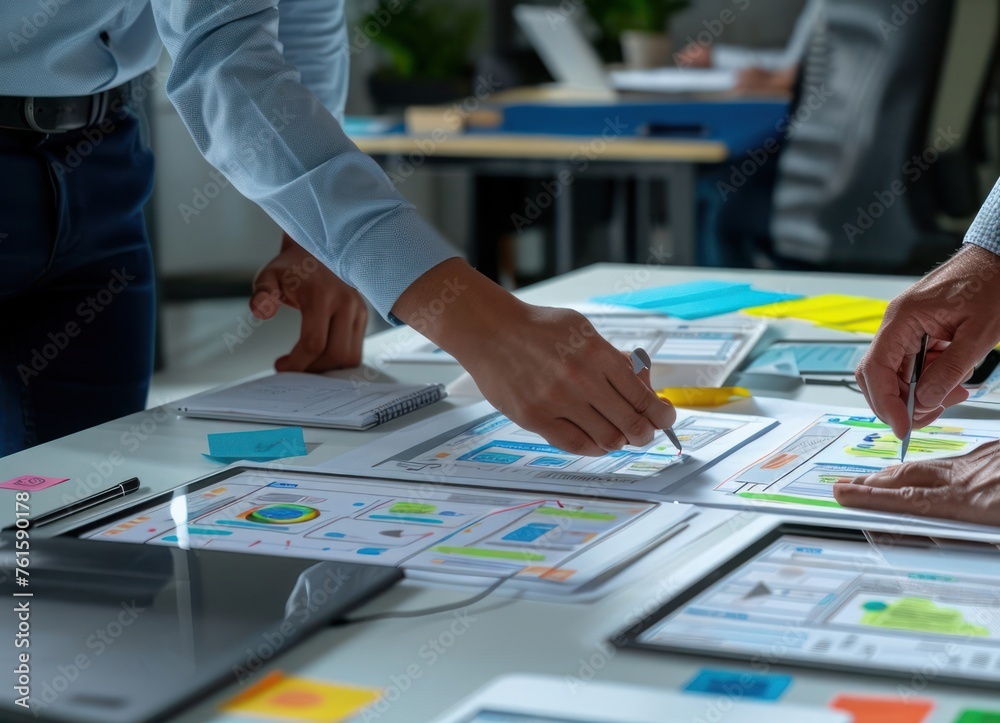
[0,82,132,134]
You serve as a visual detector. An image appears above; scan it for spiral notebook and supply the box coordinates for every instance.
[174,372,447,430]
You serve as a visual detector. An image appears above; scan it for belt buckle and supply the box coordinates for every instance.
[23,96,97,134]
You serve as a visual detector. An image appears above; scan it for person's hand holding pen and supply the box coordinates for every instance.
[838,244,1000,520]
[391,259,677,456]
[854,244,1000,439]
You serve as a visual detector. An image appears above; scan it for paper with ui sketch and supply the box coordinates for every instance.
[319,401,778,497]
[666,398,1000,529]
[173,373,446,430]
[412,314,766,392]
[81,467,696,597]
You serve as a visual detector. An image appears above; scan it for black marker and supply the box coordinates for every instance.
[24,477,141,529]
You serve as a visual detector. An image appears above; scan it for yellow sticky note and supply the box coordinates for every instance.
[745,294,886,323]
[744,294,859,318]
[804,303,885,324]
[656,387,751,407]
[222,672,381,722]
[824,317,884,334]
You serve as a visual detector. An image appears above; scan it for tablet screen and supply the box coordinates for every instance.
[620,525,1000,688]
[0,535,399,723]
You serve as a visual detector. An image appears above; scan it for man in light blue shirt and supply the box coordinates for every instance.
[0,0,677,457]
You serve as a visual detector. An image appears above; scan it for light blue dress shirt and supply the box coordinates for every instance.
[0,0,459,321]
[964,178,1000,256]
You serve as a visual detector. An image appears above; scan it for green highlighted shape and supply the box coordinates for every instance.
[389,502,436,514]
[955,710,1000,723]
[859,597,990,637]
[534,507,616,521]
[432,546,545,562]
[832,419,889,429]
[846,433,970,459]
[737,492,842,508]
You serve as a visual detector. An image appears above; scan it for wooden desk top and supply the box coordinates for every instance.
[351,133,728,163]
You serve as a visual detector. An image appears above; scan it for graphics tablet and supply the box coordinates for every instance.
[618,524,1000,689]
[0,534,400,722]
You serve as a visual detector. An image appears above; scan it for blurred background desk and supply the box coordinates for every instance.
[354,130,728,274]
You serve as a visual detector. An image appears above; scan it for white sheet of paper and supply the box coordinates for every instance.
[431,674,849,723]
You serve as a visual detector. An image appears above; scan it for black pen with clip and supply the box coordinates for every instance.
[7,477,141,530]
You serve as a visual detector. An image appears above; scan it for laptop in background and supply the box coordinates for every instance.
[513,5,738,95]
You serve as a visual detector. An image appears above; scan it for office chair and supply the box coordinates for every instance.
[767,0,1000,275]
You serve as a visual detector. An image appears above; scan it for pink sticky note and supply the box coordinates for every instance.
[0,476,69,492]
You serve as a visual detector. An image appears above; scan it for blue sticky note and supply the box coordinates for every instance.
[683,669,792,701]
[594,280,749,309]
[203,454,288,464]
[650,289,802,320]
[206,427,307,461]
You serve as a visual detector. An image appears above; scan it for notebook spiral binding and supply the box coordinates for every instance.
[371,385,445,426]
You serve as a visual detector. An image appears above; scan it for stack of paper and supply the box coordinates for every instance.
[744,294,888,334]
[592,280,802,320]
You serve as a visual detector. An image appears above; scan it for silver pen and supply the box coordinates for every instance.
[900,333,928,463]
[630,348,683,454]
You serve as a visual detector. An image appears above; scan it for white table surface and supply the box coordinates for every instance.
[4,264,1000,723]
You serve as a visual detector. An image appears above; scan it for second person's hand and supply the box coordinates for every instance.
[856,244,1000,439]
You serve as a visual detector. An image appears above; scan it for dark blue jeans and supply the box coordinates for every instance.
[0,107,155,456]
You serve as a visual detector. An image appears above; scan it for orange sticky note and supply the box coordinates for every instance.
[222,671,380,722]
[829,694,933,723]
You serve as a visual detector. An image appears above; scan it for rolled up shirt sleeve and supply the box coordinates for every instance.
[151,0,460,322]
[964,177,1000,256]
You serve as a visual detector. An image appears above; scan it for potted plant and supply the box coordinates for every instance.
[585,0,691,69]
[363,0,483,111]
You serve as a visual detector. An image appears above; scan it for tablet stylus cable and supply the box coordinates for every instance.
[337,575,510,625]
